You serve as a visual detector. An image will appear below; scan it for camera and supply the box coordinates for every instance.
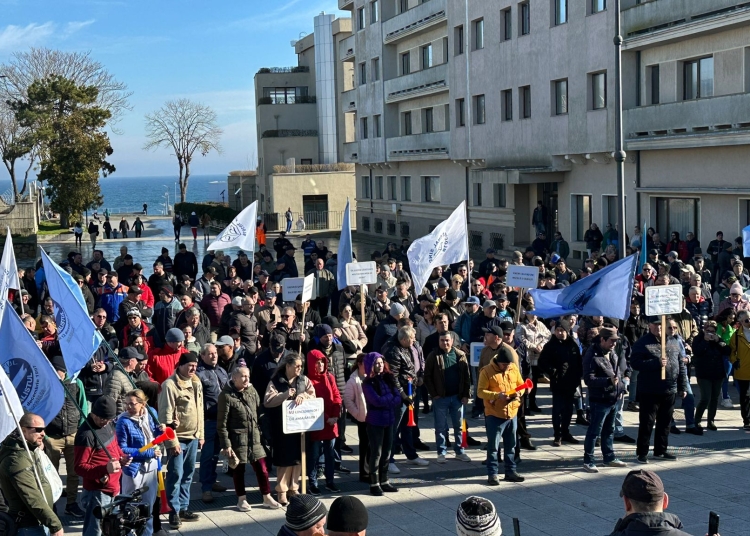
[94,486,151,536]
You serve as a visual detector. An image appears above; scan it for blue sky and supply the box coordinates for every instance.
[0,0,344,177]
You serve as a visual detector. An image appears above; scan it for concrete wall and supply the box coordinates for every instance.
[268,171,356,216]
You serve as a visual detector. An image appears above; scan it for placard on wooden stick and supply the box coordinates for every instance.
[346,261,378,286]
[645,285,683,380]
[282,274,316,302]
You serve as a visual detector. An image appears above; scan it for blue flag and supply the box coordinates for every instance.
[41,249,104,376]
[0,301,65,423]
[743,225,750,258]
[528,254,638,320]
[640,221,648,270]
[337,199,353,290]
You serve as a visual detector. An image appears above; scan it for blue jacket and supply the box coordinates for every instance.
[454,311,480,346]
[98,284,128,322]
[196,361,229,420]
[115,412,162,478]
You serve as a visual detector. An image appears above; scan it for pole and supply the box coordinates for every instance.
[300,432,306,494]
[100,338,160,422]
[2,392,48,502]
[614,0,627,260]
[59,379,115,461]
[465,202,472,297]
[514,287,524,325]
[299,302,309,357]
[660,315,666,380]
[360,284,366,328]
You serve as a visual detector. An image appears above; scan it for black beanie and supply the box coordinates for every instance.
[327,496,368,533]
[92,396,117,420]
[285,494,327,531]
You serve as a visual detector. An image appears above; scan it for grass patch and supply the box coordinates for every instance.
[38,221,73,236]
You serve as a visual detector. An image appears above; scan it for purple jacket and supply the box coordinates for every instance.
[362,352,402,427]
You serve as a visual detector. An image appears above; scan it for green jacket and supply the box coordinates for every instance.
[217,382,266,464]
[0,434,62,532]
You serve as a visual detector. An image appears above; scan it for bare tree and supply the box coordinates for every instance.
[0,48,131,199]
[143,99,223,203]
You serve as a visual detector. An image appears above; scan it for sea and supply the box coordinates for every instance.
[0,174,227,214]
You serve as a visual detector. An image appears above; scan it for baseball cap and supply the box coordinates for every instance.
[482,300,497,309]
[482,326,504,337]
[118,347,140,361]
[620,470,665,504]
[646,316,661,324]
[232,296,244,306]
[499,321,514,334]
[215,335,234,347]
[465,296,481,305]
[600,327,620,340]
[265,290,277,298]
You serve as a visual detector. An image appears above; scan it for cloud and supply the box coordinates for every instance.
[0,19,96,53]
[63,20,95,37]
[228,0,342,32]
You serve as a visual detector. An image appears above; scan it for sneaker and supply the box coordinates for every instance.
[721,398,733,408]
[466,436,482,447]
[340,444,354,454]
[504,472,525,483]
[381,482,399,493]
[605,459,627,468]
[455,453,471,462]
[169,513,182,529]
[626,401,640,412]
[561,433,580,445]
[614,434,636,444]
[325,482,341,493]
[212,482,227,492]
[316,467,324,479]
[436,454,446,463]
[670,425,682,435]
[744,424,750,431]
[636,455,649,464]
[552,438,562,447]
[487,475,500,486]
[520,438,537,451]
[653,452,678,461]
[237,498,251,512]
[407,457,430,466]
[153,530,170,536]
[370,485,383,496]
[576,415,590,426]
[179,511,200,522]
[308,484,321,496]
[334,466,351,475]
[388,462,401,474]
[414,439,431,451]
[685,426,703,436]
[202,491,214,503]
[583,463,599,473]
[65,503,85,518]
[707,422,718,431]
[263,495,281,509]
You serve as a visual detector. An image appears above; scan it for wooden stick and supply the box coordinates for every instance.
[661,315,666,380]
[299,301,308,357]
[360,283,366,328]
[514,287,524,325]
[300,432,307,495]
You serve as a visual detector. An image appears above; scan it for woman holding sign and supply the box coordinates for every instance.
[263,353,315,505]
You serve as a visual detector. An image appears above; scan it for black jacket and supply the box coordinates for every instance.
[583,339,628,405]
[384,343,417,402]
[173,251,199,279]
[692,332,731,381]
[250,348,287,400]
[229,311,259,354]
[631,332,689,398]
[538,336,583,395]
[624,314,648,346]
[608,512,691,536]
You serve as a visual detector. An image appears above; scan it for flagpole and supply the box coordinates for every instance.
[465,202,472,298]
[2,391,49,501]
[58,378,115,461]
[101,338,160,422]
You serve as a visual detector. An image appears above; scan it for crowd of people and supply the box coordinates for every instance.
[0,214,739,536]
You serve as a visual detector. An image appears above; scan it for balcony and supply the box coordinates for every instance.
[339,35,355,62]
[623,0,750,50]
[341,89,356,113]
[383,0,447,45]
[343,141,359,162]
[624,93,750,150]
[384,63,448,103]
[261,129,318,139]
[256,66,309,74]
[338,0,353,9]
[386,131,449,161]
[258,96,316,105]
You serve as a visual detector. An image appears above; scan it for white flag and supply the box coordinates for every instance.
[407,201,469,294]
[208,201,258,253]
[0,365,24,443]
[0,227,20,325]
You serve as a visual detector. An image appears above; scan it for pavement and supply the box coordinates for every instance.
[53,383,750,536]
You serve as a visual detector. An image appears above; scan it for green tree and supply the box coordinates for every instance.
[10,75,115,225]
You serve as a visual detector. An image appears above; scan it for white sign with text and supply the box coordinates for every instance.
[506,265,540,289]
[282,398,325,434]
[346,261,378,286]
[282,274,316,302]
[645,284,683,316]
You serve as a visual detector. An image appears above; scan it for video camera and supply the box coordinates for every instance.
[93,486,151,536]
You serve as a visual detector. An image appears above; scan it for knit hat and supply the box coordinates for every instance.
[327,496,368,533]
[493,346,515,365]
[390,302,406,318]
[730,282,744,296]
[92,396,118,420]
[456,496,502,536]
[165,328,185,343]
[178,352,199,366]
[314,324,332,338]
[285,494,327,531]
[50,355,67,373]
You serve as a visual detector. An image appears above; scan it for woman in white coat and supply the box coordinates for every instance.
[343,353,369,483]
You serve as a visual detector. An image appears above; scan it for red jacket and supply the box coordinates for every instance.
[200,292,231,327]
[666,240,689,262]
[122,322,151,355]
[147,344,188,385]
[307,350,341,441]
[138,283,155,309]
[74,417,125,496]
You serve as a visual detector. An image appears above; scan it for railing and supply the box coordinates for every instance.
[261,129,318,138]
[272,163,355,174]
[258,96,316,105]
[489,232,505,251]
[257,66,309,74]
[257,211,347,232]
[469,230,483,249]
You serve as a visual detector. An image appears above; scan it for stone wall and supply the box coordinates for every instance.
[0,195,40,262]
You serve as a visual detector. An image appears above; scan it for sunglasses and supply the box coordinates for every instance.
[281,314,293,318]
[705,330,717,334]
[24,426,45,433]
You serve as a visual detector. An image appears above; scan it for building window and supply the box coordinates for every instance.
[403,111,412,135]
[520,86,531,119]
[262,86,309,104]
[554,0,567,25]
[456,98,465,126]
[684,57,713,100]
[421,44,433,69]
[359,62,367,85]
[375,219,383,234]
[474,94,486,124]
[473,183,482,206]
[493,184,507,207]
[362,217,371,232]
[442,37,449,63]
[423,176,440,203]
[373,114,382,137]
[401,51,411,75]
[655,197,700,241]
[370,0,379,23]
[388,176,397,200]
[360,117,368,139]
[375,176,384,199]
[501,89,512,121]
[741,199,750,227]
[301,159,312,165]
[401,176,412,201]
[554,79,568,115]
[520,2,530,36]
[592,0,606,13]
[357,7,365,30]
[592,72,606,109]
[473,19,484,50]
[649,65,659,105]
[361,176,371,199]
[399,0,408,14]
[454,25,464,55]
[572,194,592,242]
[423,107,434,133]
[502,8,512,41]
[603,195,627,228]
[372,58,380,81]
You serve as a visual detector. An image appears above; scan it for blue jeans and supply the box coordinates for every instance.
[307,438,335,487]
[584,401,617,464]
[166,438,198,513]
[434,395,465,456]
[286,220,292,232]
[390,403,417,462]
[614,386,627,437]
[672,381,696,427]
[17,528,49,536]
[199,420,220,492]
[722,357,733,399]
[485,415,517,477]
[81,489,114,536]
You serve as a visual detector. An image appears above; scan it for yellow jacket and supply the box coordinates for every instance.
[477,361,525,419]
[729,328,750,381]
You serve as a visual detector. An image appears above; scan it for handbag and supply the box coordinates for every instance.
[35,448,63,503]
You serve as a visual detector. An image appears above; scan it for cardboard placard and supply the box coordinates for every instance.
[506,265,540,289]
[282,398,325,434]
[469,342,485,368]
[346,261,378,286]
[282,274,316,302]
[645,285,683,316]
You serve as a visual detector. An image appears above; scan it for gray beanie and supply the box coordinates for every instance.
[165,328,185,343]
[285,494,327,531]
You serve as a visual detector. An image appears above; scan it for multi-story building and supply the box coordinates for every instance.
[342,0,750,263]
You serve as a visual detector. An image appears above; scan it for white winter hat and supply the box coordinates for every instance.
[456,497,502,536]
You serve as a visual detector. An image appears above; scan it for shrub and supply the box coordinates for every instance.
[174,202,238,224]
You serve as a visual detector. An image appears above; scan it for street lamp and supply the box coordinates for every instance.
[614,0,627,260]
[163,185,169,216]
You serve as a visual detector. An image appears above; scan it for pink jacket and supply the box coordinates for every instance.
[343,373,367,423]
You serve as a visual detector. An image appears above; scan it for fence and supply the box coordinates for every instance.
[253,211,347,233]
